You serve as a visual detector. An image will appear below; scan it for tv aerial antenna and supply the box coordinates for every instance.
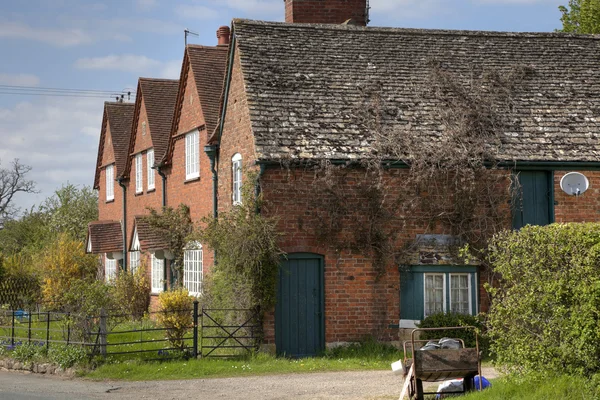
[184,28,199,46]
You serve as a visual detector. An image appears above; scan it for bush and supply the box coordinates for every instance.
[40,233,98,310]
[157,289,194,351]
[416,312,488,353]
[12,342,46,362]
[0,253,41,309]
[486,223,600,376]
[111,268,151,319]
[48,345,87,369]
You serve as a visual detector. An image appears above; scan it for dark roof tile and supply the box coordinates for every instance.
[86,221,123,254]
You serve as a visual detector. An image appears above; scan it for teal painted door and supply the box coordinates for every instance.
[276,254,324,357]
[512,171,553,229]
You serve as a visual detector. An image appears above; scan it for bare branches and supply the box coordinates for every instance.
[0,159,37,223]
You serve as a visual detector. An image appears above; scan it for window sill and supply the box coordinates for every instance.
[135,191,144,196]
[105,199,115,204]
[151,291,163,296]
[184,176,200,184]
[147,188,156,193]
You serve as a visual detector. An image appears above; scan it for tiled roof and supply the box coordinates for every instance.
[132,216,169,251]
[86,221,123,254]
[233,19,600,162]
[164,45,228,164]
[93,102,134,187]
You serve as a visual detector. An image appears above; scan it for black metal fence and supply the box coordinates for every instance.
[0,302,259,360]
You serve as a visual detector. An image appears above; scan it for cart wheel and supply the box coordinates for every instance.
[415,378,424,400]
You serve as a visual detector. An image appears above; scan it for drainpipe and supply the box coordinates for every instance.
[154,163,169,290]
[255,162,266,214]
[204,144,219,265]
[117,177,128,272]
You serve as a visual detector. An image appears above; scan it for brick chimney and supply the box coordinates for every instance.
[216,25,231,46]
[284,0,369,26]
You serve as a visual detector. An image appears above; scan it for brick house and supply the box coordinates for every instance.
[210,9,600,356]
[88,0,600,357]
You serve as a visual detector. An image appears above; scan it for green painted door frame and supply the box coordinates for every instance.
[512,170,554,229]
[275,253,325,357]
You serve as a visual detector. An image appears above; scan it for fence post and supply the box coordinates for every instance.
[200,306,204,359]
[193,301,199,358]
[46,312,50,351]
[66,312,71,346]
[28,312,32,343]
[11,310,15,346]
[99,308,107,356]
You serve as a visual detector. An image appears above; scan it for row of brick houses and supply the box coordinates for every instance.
[87,0,600,356]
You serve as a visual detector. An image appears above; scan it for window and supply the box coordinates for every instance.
[399,266,477,328]
[105,255,117,281]
[147,149,155,190]
[450,274,471,315]
[232,153,242,204]
[151,254,164,294]
[142,121,146,136]
[129,251,140,274]
[135,153,143,193]
[185,130,199,180]
[105,164,114,201]
[184,244,203,296]
[424,274,445,317]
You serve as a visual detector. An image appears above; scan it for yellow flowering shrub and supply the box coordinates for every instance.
[157,288,194,350]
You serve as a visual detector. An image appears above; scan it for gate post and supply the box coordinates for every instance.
[99,308,107,356]
[193,301,199,358]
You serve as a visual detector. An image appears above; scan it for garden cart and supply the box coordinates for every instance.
[399,326,482,400]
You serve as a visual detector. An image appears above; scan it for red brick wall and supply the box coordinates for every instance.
[166,58,215,274]
[284,0,368,26]
[554,170,600,223]
[98,124,122,222]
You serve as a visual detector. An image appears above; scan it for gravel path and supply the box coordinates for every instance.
[0,367,499,400]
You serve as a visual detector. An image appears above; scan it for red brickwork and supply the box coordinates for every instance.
[285,0,368,25]
[554,171,600,223]
[98,124,122,223]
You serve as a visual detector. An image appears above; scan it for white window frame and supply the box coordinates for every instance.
[105,255,117,282]
[424,273,446,318]
[449,273,472,315]
[184,243,203,296]
[185,130,199,180]
[105,164,114,201]
[135,153,143,193]
[151,253,164,294]
[129,251,140,274]
[147,149,155,190]
[232,153,242,204]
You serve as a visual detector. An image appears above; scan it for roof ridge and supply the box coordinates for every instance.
[233,18,600,40]
[139,77,179,83]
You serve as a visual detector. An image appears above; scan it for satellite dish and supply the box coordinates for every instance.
[560,172,589,196]
[153,249,165,260]
[107,251,124,261]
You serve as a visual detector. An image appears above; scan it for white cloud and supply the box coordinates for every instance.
[75,54,163,73]
[137,0,159,11]
[0,20,92,47]
[160,60,183,79]
[174,4,220,20]
[223,0,283,18]
[0,97,106,211]
[369,0,446,19]
[0,73,40,87]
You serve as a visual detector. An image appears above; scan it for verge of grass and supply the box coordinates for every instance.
[84,339,403,381]
[461,374,599,400]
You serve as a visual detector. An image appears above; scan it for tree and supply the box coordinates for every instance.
[0,159,37,225]
[559,0,600,33]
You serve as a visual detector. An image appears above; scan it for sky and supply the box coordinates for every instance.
[0,0,567,214]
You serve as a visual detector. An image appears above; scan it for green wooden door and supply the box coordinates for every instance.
[276,253,324,357]
[512,171,553,229]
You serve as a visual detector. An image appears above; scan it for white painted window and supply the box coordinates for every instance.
[142,121,146,136]
[450,274,471,315]
[105,164,114,201]
[105,255,117,282]
[147,149,155,190]
[129,251,140,274]
[135,153,143,193]
[184,243,203,296]
[185,130,199,180]
[232,153,242,204]
[151,254,164,294]
[424,273,445,317]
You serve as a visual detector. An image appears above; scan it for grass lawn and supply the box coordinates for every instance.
[461,374,598,400]
[83,340,403,381]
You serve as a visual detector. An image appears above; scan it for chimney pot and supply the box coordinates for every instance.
[217,26,231,46]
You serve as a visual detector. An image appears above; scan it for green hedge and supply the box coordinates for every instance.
[486,223,600,376]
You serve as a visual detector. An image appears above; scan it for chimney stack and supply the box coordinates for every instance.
[284,0,369,26]
[217,26,231,46]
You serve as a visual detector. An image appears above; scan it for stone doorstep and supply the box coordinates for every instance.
[0,358,76,377]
